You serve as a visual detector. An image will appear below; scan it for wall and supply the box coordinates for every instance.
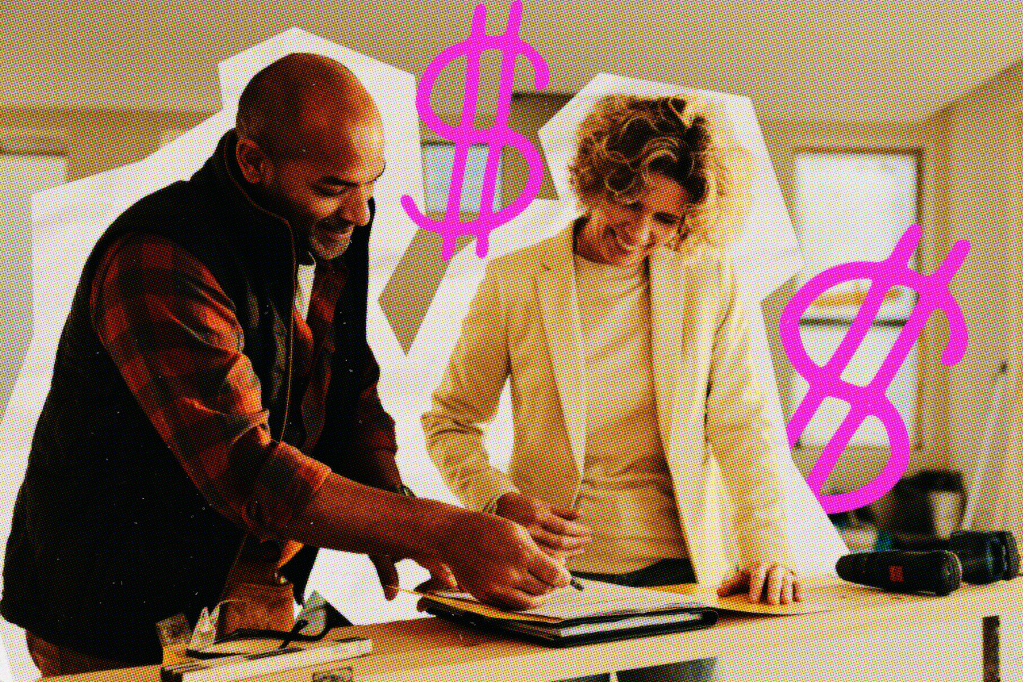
[935,61,1023,534]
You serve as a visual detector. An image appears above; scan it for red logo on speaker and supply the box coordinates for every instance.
[889,565,904,582]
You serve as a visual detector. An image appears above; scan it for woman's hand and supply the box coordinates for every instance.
[717,561,802,605]
[494,492,593,562]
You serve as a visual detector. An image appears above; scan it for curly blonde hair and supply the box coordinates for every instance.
[568,94,752,250]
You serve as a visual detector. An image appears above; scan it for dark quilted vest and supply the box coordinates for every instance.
[1,131,375,663]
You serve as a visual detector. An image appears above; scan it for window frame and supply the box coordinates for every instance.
[788,145,926,452]
[420,139,502,219]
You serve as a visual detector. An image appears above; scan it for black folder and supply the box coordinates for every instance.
[422,579,718,647]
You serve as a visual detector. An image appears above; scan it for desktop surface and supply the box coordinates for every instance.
[47,576,1022,682]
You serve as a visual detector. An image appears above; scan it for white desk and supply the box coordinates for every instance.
[51,576,1022,682]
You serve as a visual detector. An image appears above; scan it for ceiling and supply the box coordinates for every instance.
[3,0,1020,122]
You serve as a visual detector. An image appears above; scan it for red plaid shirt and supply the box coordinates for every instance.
[90,233,397,540]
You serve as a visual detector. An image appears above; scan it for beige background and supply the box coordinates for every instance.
[0,3,1020,680]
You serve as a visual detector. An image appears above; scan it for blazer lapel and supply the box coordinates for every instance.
[648,246,685,460]
[535,226,587,476]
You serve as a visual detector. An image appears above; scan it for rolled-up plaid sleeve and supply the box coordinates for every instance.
[90,233,331,540]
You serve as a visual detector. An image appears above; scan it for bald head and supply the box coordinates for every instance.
[233,53,386,261]
[236,53,381,160]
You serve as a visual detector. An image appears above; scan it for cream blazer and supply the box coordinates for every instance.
[422,224,793,585]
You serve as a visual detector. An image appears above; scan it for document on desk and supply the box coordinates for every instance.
[430,578,703,621]
[650,582,834,615]
[417,579,718,646]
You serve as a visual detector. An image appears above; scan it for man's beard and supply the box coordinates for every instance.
[305,218,354,261]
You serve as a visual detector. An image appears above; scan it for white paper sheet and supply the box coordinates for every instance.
[434,578,703,620]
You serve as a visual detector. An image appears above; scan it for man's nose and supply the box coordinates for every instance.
[339,186,372,226]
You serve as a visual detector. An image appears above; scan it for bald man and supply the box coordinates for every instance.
[1,54,568,677]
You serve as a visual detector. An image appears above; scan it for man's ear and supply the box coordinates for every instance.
[236,136,270,185]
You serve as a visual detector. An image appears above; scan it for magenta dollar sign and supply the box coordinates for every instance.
[780,224,970,514]
[401,0,549,260]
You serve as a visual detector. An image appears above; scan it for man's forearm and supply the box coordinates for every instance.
[282,472,460,563]
[337,447,402,491]
[285,472,574,610]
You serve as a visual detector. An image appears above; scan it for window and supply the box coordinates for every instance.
[422,142,501,216]
[789,150,921,448]
[0,139,68,324]
[0,139,68,414]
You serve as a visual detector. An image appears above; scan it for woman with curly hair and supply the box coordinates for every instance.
[423,94,801,681]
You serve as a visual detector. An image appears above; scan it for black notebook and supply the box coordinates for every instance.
[421,578,718,647]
